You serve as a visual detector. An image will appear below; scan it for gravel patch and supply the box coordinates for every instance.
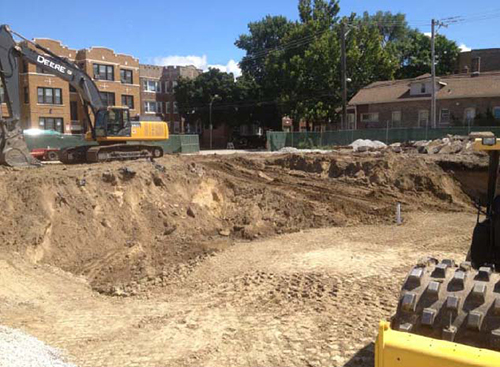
[0,326,77,367]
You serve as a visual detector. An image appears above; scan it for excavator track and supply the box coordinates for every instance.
[60,144,163,164]
[391,257,500,352]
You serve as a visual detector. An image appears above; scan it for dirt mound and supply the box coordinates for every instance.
[0,152,472,294]
[268,152,471,208]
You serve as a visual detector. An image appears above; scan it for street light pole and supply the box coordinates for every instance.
[209,94,219,150]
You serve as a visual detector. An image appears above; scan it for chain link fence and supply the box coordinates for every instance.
[267,127,500,151]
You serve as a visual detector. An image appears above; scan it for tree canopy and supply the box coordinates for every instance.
[176,0,460,130]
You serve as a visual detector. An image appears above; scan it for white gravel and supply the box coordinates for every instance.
[278,147,330,154]
[349,139,387,152]
[0,326,77,367]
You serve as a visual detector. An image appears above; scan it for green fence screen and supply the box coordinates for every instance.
[25,134,200,154]
[267,127,500,151]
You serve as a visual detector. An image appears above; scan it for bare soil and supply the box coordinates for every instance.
[0,151,484,366]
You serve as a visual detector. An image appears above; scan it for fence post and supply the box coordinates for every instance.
[386,121,389,144]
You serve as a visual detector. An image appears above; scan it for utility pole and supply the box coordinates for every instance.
[209,94,219,150]
[430,19,447,129]
[341,21,347,131]
[430,19,437,129]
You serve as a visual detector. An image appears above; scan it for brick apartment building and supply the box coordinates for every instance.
[0,38,200,135]
[139,64,202,134]
[0,39,141,134]
[347,72,500,129]
[457,48,500,74]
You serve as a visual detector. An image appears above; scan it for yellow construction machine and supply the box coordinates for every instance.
[376,135,500,366]
[0,25,168,166]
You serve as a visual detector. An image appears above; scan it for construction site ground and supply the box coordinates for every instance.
[0,150,487,367]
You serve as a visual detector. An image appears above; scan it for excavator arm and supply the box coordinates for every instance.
[0,24,105,166]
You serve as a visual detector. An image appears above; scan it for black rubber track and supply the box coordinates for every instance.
[391,258,500,352]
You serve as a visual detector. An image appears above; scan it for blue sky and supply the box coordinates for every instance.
[2,0,499,76]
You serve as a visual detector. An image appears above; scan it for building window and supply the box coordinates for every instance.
[173,102,178,114]
[493,107,500,120]
[143,79,161,92]
[120,69,133,84]
[24,87,29,104]
[420,83,426,94]
[70,101,78,121]
[39,117,64,133]
[418,110,429,126]
[392,111,401,123]
[93,63,114,81]
[165,102,171,114]
[440,109,450,124]
[121,95,134,109]
[0,84,4,103]
[360,113,379,122]
[464,108,476,123]
[100,92,115,106]
[37,87,62,104]
[22,60,29,73]
[69,85,77,93]
[144,101,162,113]
[172,81,178,91]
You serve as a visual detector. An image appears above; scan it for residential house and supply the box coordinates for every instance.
[347,72,500,129]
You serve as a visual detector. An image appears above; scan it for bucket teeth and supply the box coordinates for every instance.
[399,323,413,332]
[405,268,424,289]
[494,298,500,316]
[401,293,417,312]
[432,263,449,278]
[477,266,493,281]
[421,308,437,326]
[445,295,460,311]
[467,311,484,331]
[442,326,457,342]
[471,283,487,303]
[491,329,500,350]
[459,261,472,271]
[449,270,466,290]
[442,259,455,267]
[426,281,440,296]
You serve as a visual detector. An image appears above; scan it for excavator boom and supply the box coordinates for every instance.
[0,25,105,167]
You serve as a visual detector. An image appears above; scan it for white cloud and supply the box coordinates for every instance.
[152,54,242,78]
[424,32,432,38]
[459,43,472,52]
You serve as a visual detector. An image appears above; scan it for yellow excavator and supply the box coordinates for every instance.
[376,136,500,366]
[0,25,168,166]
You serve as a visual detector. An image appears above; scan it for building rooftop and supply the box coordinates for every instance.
[349,72,500,105]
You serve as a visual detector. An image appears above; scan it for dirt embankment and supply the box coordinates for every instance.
[0,152,473,294]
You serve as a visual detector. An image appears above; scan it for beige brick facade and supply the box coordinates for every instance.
[76,47,140,129]
[140,64,201,134]
[7,39,140,134]
[19,39,77,132]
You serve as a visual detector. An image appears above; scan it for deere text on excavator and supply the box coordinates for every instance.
[0,25,168,167]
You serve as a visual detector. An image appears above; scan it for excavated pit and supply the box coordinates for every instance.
[0,152,480,295]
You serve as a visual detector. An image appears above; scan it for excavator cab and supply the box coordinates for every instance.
[93,107,131,138]
[377,134,500,366]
